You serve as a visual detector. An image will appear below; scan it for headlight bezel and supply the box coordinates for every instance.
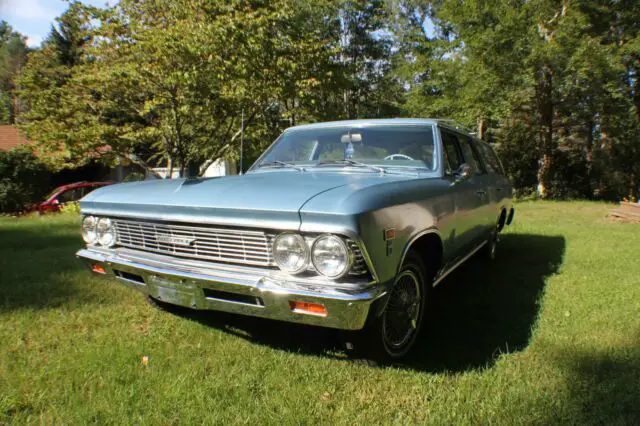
[82,215,99,245]
[96,217,117,247]
[273,232,310,274]
[310,234,353,279]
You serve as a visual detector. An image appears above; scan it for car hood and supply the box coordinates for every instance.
[80,170,417,230]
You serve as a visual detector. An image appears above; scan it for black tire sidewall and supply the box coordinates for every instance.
[357,250,430,361]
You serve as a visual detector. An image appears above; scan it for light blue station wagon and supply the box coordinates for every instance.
[77,119,515,360]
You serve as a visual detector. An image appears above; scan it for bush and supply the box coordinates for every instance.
[59,201,81,214]
[0,150,51,213]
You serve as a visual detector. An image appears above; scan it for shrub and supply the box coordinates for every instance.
[59,201,81,214]
[0,149,51,213]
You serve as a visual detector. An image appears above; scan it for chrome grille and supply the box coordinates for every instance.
[111,218,369,276]
[113,218,275,267]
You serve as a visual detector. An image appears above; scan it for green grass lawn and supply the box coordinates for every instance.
[1,202,639,424]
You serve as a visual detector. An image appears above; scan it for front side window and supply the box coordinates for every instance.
[440,130,463,173]
[458,135,485,174]
[253,125,436,171]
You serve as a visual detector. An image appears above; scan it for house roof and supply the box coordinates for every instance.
[0,125,30,151]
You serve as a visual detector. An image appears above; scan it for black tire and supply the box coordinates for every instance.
[349,250,432,363]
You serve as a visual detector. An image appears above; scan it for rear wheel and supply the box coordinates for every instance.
[482,212,504,261]
[350,250,432,362]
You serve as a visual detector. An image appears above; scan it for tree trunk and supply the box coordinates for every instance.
[167,157,173,179]
[537,65,554,199]
[477,117,486,140]
[537,153,553,198]
[631,172,638,201]
[585,117,594,197]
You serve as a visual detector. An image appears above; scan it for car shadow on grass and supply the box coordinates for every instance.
[404,233,565,371]
[0,226,90,312]
[177,233,566,372]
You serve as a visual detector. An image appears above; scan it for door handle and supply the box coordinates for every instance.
[475,190,487,196]
[496,187,504,192]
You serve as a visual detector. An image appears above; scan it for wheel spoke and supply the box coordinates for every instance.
[383,269,423,350]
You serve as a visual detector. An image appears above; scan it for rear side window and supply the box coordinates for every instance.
[440,130,463,173]
[476,142,504,174]
[458,135,485,174]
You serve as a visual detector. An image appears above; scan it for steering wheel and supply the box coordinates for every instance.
[384,153,415,161]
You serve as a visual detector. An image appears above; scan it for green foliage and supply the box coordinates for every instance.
[0,149,51,213]
[12,0,640,197]
[59,201,81,214]
[0,21,28,124]
[395,0,640,199]
[16,2,107,171]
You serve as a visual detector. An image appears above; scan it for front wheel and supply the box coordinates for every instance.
[350,250,431,362]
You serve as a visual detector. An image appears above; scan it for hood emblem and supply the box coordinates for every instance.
[156,234,196,246]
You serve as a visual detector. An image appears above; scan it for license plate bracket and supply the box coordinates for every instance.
[147,275,200,308]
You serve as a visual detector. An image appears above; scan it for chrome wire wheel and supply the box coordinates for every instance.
[489,238,497,260]
[382,269,422,354]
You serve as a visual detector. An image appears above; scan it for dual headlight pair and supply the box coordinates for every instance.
[82,216,116,247]
[274,233,352,279]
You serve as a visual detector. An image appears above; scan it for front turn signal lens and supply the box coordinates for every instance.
[91,264,106,274]
[289,300,328,317]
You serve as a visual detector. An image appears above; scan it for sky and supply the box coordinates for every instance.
[0,0,436,48]
[0,0,114,47]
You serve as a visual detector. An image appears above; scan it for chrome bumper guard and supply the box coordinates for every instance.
[76,247,383,330]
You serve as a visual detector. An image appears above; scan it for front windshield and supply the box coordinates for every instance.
[253,125,436,171]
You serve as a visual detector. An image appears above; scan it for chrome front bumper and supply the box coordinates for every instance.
[76,247,384,330]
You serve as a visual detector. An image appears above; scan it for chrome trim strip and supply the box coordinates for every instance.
[432,240,487,287]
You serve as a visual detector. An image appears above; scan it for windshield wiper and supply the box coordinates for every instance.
[315,159,386,174]
[258,161,305,172]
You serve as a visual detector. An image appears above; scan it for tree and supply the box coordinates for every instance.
[0,22,28,124]
[337,1,401,119]
[17,2,105,171]
[392,0,640,199]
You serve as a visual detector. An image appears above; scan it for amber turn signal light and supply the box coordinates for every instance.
[289,300,328,317]
[91,264,106,274]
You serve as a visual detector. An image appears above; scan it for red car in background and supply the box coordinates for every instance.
[38,181,113,214]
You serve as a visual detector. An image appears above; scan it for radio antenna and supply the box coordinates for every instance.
[239,109,244,175]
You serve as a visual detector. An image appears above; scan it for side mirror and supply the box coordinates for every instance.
[454,163,472,183]
[52,199,60,205]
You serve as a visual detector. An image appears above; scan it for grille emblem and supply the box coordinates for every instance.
[156,234,196,246]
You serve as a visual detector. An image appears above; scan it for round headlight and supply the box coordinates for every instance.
[273,233,309,274]
[82,216,98,244]
[311,235,351,279]
[96,218,116,247]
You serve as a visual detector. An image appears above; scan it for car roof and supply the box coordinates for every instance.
[284,118,474,133]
